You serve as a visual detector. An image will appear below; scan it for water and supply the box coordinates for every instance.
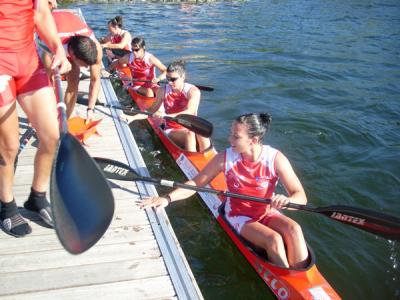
[70,1,399,299]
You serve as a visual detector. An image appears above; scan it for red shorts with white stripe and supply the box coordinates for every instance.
[0,43,51,107]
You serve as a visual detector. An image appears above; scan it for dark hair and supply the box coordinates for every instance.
[235,113,272,141]
[109,16,123,28]
[131,37,146,49]
[68,36,98,65]
[167,60,186,76]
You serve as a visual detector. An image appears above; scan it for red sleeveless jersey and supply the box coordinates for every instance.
[163,83,196,130]
[224,145,279,220]
[128,51,155,82]
[0,0,36,52]
[110,30,131,51]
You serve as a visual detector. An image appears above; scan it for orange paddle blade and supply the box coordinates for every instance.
[67,116,102,144]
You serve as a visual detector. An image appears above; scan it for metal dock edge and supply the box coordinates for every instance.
[101,77,203,300]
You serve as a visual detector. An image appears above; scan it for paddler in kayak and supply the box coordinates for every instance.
[100,16,132,61]
[41,10,103,121]
[122,60,211,152]
[141,113,309,268]
[109,37,166,97]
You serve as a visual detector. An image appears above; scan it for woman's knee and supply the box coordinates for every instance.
[284,219,304,240]
[263,231,285,253]
[0,134,19,163]
[36,129,59,152]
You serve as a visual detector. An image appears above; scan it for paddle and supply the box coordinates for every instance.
[103,75,214,92]
[50,72,115,254]
[14,126,36,173]
[76,98,213,138]
[94,157,400,241]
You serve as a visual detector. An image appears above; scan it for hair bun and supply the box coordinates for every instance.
[115,16,123,24]
[259,113,272,126]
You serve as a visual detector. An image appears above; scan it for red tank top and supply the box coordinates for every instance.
[163,83,195,129]
[0,0,35,52]
[224,145,279,220]
[110,30,131,51]
[52,11,93,45]
[128,51,155,83]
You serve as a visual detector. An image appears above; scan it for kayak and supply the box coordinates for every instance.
[116,67,341,299]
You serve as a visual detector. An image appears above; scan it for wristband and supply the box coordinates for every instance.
[87,108,94,112]
[165,195,172,204]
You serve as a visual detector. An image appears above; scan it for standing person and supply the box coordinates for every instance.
[100,16,132,61]
[0,0,71,236]
[109,37,166,97]
[141,113,309,268]
[41,10,102,120]
[123,60,211,152]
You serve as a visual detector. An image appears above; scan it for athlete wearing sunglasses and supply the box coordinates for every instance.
[122,60,211,152]
[153,61,210,152]
[109,36,166,97]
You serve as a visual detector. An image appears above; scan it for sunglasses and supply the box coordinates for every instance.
[132,48,141,52]
[166,76,179,82]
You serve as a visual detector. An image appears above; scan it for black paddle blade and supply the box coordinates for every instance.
[94,157,138,181]
[172,114,213,138]
[50,133,115,254]
[316,205,400,240]
[195,85,214,92]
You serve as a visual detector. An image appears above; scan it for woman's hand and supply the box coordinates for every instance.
[270,194,290,210]
[152,77,161,84]
[151,111,165,121]
[51,48,71,74]
[140,196,169,209]
[86,108,94,124]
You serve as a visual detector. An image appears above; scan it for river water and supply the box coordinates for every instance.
[70,1,399,299]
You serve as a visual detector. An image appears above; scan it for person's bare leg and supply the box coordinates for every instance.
[185,131,196,152]
[196,135,211,152]
[0,101,19,203]
[241,221,290,268]
[167,130,187,150]
[268,215,308,268]
[19,87,59,192]
[64,63,80,118]
[137,86,154,98]
[19,87,59,227]
[0,101,32,236]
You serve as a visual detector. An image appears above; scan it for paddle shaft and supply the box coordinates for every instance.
[54,72,68,133]
[104,76,214,91]
[96,102,194,122]
[95,156,400,240]
[95,102,153,117]
[91,102,213,138]
[14,126,36,173]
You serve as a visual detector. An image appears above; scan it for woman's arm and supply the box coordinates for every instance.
[35,0,70,73]
[140,152,225,209]
[150,55,167,83]
[272,151,307,209]
[108,53,129,70]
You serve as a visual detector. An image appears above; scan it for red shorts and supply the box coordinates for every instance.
[0,43,51,107]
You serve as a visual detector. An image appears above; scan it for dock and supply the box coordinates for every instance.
[0,74,203,299]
